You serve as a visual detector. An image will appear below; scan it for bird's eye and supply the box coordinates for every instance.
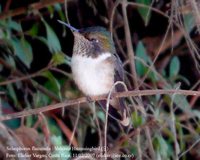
[90,38,99,43]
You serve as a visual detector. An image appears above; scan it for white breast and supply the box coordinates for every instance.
[71,52,114,96]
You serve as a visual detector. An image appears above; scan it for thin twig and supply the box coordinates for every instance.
[64,0,70,24]
[0,65,51,86]
[137,128,142,160]
[95,112,102,149]
[0,89,199,121]
[145,126,156,159]
[0,58,59,102]
[39,113,51,147]
[178,137,200,159]
[188,0,200,33]
[50,67,72,78]
[139,18,172,89]
[4,0,12,12]
[109,0,121,35]
[122,0,138,88]
[0,0,65,19]
[126,2,168,19]
[117,119,157,147]
[69,105,80,147]
[121,3,162,158]
[170,83,181,160]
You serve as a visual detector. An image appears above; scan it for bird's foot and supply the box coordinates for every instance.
[86,96,94,103]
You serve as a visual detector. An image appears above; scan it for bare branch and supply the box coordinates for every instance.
[0,89,199,121]
[0,0,65,19]
[122,0,138,88]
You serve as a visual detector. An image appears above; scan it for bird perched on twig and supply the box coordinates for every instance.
[58,20,129,126]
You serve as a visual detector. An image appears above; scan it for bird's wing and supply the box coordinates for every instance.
[113,53,130,126]
[99,53,130,126]
[112,53,125,93]
[113,53,125,83]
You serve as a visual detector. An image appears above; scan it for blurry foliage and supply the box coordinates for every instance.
[136,0,152,25]
[0,0,200,159]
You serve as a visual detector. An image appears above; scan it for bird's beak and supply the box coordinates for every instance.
[57,20,79,33]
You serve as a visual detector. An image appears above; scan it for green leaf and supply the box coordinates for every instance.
[42,71,61,100]
[51,135,71,160]
[164,90,191,113]
[183,13,195,33]
[54,4,66,21]
[7,84,18,105]
[51,135,63,146]
[33,91,50,107]
[169,56,180,78]
[136,0,151,25]
[97,111,105,122]
[51,53,70,66]
[47,6,54,18]
[10,38,33,68]
[136,41,148,76]
[4,55,16,69]
[130,146,138,156]
[131,111,144,128]
[153,136,170,159]
[175,75,190,86]
[2,100,20,129]
[36,36,48,45]
[192,110,200,120]
[48,118,62,135]
[43,20,61,53]
[7,19,22,32]
[177,123,185,151]
[173,95,190,112]
[135,41,157,82]
[28,23,39,36]
[26,116,34,128]
[54,3,62,11]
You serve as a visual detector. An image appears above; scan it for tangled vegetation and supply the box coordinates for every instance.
[0,0,200,159]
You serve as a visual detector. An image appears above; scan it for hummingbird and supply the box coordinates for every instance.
[58,20,130,126]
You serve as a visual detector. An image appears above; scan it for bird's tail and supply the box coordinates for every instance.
[98,99,130,126]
